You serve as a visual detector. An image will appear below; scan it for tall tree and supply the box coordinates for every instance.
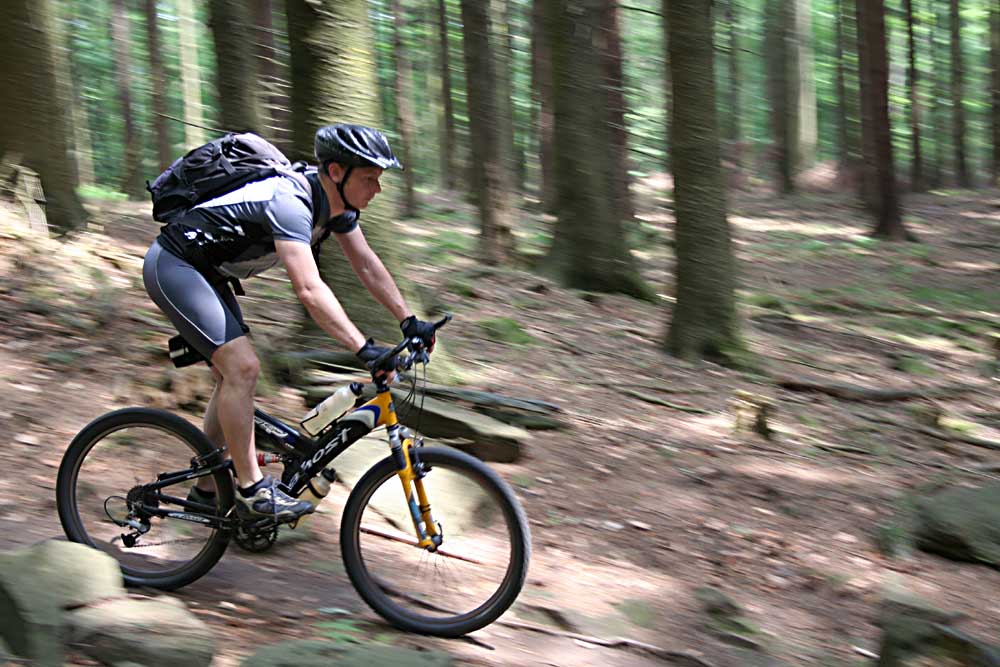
[724,0,742,167]
[856,0,912,240]
[176,0,206,147]
[0,0,88,231]
[145,0,171,171]
[494,0,518,193]
[904,0,925,191]
[602,0,634,220]
[928,2,946,188]
[252,0,281,146]
[532,0,557,210]
[665,0,742,363]
[661,0,672,174]
[436,0,458,190]
[765,0,799,193]
[286,0,430,345]
[391,0,418,217]
[950,0,971,187]
[795,0,816,170]
[110,0,145,199]
[49,0,82,189]
[992,0,1000,185]
[834,0,859,179]
[209,0,261,133]
[542,0,649,298]
[459,0,513,264]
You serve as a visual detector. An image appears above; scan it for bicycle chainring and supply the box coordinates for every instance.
[234,522,279,552]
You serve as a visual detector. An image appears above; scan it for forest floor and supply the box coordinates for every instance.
[0,182,998,667]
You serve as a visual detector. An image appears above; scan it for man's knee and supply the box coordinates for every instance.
[212,340,260,388]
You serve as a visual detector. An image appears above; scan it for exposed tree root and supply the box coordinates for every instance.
[621,388,711,414]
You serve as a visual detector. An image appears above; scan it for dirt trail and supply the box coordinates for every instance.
[1,189,998,666]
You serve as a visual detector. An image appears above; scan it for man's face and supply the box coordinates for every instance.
[333,165,383,209]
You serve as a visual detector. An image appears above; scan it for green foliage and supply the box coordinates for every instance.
[313,618,365,644]
[76,184,129,201]
[613,599,658,629]
[478,317,534,345]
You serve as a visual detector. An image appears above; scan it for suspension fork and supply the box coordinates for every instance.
[388,424,442,549]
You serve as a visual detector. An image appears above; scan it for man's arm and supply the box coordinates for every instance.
[275,239,367,352]
[334,227,411,322]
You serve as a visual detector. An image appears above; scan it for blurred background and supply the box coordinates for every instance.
[1,1,999,666]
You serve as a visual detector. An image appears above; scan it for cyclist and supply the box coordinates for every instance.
[142,124,437,521]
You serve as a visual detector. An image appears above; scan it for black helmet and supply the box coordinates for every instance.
[314,124,403,170]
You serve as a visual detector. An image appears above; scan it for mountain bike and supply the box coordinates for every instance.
[56,315,531,637]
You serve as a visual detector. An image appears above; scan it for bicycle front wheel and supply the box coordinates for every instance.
[341,447,530,637]
[56,408,234,590]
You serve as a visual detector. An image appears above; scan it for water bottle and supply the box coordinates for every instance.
[295,467,338,526]
[299,382,363,436]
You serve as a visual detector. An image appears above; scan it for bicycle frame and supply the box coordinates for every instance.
[150,383,442,549]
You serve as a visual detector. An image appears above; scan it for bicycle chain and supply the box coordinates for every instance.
[121,537,206,548]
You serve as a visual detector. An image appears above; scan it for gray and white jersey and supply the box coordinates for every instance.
[157,169,357,279]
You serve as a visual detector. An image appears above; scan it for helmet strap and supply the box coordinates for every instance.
[336,165,360,213]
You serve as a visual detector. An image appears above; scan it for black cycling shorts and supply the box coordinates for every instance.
[143,240,248,360]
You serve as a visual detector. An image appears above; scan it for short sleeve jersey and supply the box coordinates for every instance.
[156,168,358,280]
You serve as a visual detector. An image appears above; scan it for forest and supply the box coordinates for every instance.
[0,1,998,666]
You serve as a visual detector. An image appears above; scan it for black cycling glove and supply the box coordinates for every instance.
[356,338,397,377]
[400,315,436,352]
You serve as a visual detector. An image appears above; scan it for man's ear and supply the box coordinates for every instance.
[325,162,345,183]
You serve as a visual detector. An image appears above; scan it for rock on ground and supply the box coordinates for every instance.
[914,483,1000,568]
[67,596,214,667]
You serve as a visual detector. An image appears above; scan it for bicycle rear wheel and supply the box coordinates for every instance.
[340,447,530,637]
[56,408,234,590]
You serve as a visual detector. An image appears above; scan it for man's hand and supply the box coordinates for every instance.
[400,315,436,352]
[356,338,397,379]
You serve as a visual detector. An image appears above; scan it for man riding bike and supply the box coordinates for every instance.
[142,124,437,522]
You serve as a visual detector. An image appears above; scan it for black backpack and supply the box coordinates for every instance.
[147,133,306,223]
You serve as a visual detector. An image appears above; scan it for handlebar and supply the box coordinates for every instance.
[369,313,452,374]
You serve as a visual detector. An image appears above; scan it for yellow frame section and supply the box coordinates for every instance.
[357,390,440,547]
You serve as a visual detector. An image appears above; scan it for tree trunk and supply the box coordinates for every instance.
[49,0,81,189]
[602,0,634,220]
[391,0,418,217]
[664,0,743,364]
[904,0,925,192]
[835,0,849,173]
[459,0,513,264]
[145,0,171,171]
[0,0,88,231]
[950,0,971,187]
[286,0,432,348]
[70,76,96,187]
[176,0,206,147]
[532,0,557,211]
[209,0,261,134]
[765,0,798,194]
[494,0,518,195]
[662,0,672,174]
[856,0,913,241]
[111,0,145,199]
[928,1,945,188]
[436,0,458,190]
[542,0,650,298]
[795,0,816,170]
[993,0,1000,186]
[251,0,282,146]
[724,0,741,168]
